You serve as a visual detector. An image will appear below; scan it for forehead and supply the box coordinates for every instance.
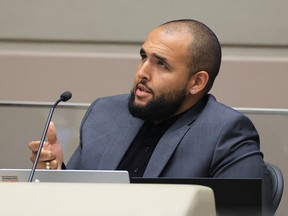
[142,27,192,60]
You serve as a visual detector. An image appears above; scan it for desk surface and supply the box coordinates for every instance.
[0,182,216,216]
[131,178,262,216]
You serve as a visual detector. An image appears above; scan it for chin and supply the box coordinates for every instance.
[133,99,148,107]
[134,95,151,105]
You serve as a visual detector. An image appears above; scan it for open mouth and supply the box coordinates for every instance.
[136,83,152,94]
[137,83,152,93]
[135,83,153,98]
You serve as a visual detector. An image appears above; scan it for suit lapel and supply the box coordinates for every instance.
[143,96,208,177]
[143,124,191,177]
[98,94,209,173]
[98,115,144,170]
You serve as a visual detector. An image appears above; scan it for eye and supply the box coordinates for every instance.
[157,60,167,68]
[140,49,147,63]
[141,53,147,62]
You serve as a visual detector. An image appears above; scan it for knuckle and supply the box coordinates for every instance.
[47,151,55,160]
[50,160,58,169]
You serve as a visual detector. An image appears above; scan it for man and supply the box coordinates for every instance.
[29,19,271,214]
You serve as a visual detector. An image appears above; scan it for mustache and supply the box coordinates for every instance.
[136,79,153,93]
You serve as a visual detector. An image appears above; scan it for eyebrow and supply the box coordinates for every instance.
[140,47,169,65]
[154,53,167,63]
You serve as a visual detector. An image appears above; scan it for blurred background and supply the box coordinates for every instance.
[0,1,287,215]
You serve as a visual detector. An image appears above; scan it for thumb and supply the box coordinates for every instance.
[47,122,58,144]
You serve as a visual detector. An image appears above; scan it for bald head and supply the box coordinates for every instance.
[158,19,222,91]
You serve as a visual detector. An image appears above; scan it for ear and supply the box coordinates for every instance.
[188,71,209,95]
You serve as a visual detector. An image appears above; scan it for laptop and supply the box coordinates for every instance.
[0,169,130,183]
[131,177,262,216]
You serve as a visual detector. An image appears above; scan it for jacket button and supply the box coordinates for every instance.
[144,146,150,152]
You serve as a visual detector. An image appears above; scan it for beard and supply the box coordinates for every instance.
[128,86,188,122]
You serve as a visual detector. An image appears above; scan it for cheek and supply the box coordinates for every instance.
[153,82,179,97]
[157,78,190,98]
[160,76,186,89]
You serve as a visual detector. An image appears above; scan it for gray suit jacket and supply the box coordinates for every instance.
[67,94,265,179]
[67,93,272,214]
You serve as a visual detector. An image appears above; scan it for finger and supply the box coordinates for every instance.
[47,122,58,144]
[30,149,56,162]
[28,141,49,152]
[28,141,41,152]
[49,160,58,170]
[28,156,46,169]
[32,160,48,169]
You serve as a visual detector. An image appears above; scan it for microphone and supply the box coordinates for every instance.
[28,91,72,182]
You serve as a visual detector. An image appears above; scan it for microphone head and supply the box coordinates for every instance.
[60,91,72,102]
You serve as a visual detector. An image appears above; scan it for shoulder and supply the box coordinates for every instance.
[81,94,131,123]
[87,94,130,112]
[197,94,257,134]
[205,94,251,121]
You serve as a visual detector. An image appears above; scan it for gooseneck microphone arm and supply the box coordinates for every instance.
[28,91,72,182]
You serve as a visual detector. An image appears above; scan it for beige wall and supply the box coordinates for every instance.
[0,1,287,215]
[1,51,288,109]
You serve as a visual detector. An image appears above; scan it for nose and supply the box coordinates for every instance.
[136,60,152,81]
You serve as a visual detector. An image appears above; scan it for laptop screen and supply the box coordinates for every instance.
[0,169,130,183]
